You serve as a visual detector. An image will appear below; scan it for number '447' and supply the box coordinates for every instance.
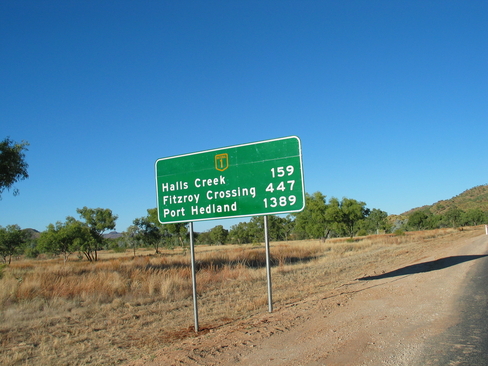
[266,180,295,193]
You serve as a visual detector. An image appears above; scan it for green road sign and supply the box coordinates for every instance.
[155,136,305,224]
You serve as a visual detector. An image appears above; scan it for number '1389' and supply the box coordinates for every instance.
[263,195,297,208]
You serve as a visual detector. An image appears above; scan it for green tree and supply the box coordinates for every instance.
[229,221,252,244]
[23,231,40,258]
[250,215,294,241]
[246,217,264,243]
[462,208,486,226]
[364,208,389,234]
[442,207,465,228]
[196,230,212,245]
[0,137,29,199]
[0,224,28,264]
[77,207,118,261]
[209,225,228,245]
[407,210,430,230]
[133,216,162,253]
[147,208,187,249]
[425,213,443,229]
[38,217,90,263]
[164,222,188,248]
[122,225,141,257]
[292,192,329,239]
[276,215,295,241]
[242,215,289,243]
[326,197,369,237]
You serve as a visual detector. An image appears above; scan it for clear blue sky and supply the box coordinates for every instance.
[1,1,487,233]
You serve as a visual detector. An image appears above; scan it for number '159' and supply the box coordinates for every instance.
[271,166,294,177]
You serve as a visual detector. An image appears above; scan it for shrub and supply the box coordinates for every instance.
[356,229,368,237]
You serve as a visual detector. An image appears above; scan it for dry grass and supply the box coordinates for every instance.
[0,227,483,365]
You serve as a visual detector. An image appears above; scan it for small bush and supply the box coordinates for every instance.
[24,247,40,259]
[393,229,405,236]
[0,264,6,279]
[108,240,126,253]
[356,229,368,237]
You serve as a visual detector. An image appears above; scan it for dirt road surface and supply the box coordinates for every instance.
[128,233,488,366]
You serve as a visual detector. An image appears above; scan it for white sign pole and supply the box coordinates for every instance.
[485,224,488,235]
[264,215,273,313]
[189,222,199,332]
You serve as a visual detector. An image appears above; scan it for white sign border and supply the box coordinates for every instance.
[154,136,305,224]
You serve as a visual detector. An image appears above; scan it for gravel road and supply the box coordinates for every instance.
[128,232,488,366]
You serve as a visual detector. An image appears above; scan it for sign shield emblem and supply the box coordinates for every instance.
[215,153,229,171]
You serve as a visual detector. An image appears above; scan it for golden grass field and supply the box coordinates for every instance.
[0,227,484,365]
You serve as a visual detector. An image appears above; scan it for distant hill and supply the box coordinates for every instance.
[103,231,123,239]
[404,184,488,215]
[18,229,123,239]
[23,228,41,239]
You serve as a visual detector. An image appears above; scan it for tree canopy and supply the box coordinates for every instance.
[38,217,91,263]
[132,216,163,253]
[76,207,118,261]
[0,225,28,264]
[0,137,29,199]
[4,187,487,262]
[292,192,329,239]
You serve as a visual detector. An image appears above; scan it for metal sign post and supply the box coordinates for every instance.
[264,215,273,313]
[189,222,199,332]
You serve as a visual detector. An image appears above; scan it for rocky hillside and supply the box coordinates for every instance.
[23,228,41,239]
[103,231,123,239]
[405,184,488,215]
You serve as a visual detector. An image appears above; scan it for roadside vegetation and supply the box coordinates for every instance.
[3,189,488,263]
[0,227,483,365]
